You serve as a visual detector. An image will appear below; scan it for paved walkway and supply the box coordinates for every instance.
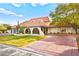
[0,44,42,56]
[23,35,79,56]
[0,33,12,36]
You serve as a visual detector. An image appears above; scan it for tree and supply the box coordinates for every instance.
[19,27,25,34]
[16,21,20,33]
[2,24,11,30]
[0,24,11,33]
[50,3,79,34]
[0,25,7,33]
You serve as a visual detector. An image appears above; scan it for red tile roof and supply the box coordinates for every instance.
[20,16,50,27]
[20,21,49,27]
[30,16,49,22]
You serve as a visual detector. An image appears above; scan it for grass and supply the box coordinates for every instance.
[0,35,46,47]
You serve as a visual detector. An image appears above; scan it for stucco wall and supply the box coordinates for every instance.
[11,29,17,34]
[48,27,76,34]
[7,30,12,33]
[24,27,44,35]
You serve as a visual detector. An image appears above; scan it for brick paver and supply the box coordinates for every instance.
[24,35,79,56]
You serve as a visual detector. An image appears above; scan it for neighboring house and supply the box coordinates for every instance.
[7,25,17,34]
[11,16,76,35]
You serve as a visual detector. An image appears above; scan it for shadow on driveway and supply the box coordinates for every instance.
[42,35,77,47]
[59,49,79,56]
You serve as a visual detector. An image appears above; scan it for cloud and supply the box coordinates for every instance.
[11,3,48,7]
[40,3,48,6]
[0,8,23,18]
[11,3,23,7]
[31,3,37,7]
[31,3,48,7]
[12,3,37,7]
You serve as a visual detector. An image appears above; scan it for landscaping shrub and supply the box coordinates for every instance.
[19,27,25,34]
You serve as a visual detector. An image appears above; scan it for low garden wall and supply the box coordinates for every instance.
[0,33,12,36]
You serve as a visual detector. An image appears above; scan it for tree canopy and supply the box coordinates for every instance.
[2,24,11,30]
[0,24,11,33]
[0,25,7,33]
[50,3,79,34]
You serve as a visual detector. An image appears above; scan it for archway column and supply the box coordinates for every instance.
[24,27,44,35]
[31,27,44,35]
[24,28,31,34]
[37,27,44,35]
[30,28,33,34]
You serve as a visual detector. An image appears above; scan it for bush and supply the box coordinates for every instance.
[0,25,7,33]
[19,27,25,33]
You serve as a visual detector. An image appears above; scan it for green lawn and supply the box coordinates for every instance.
[0,35,46,47]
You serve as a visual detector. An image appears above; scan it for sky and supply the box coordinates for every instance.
[0,3,58,25]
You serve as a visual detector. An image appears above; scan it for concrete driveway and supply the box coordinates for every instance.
[23,35,79,56]
[0,44,42,56]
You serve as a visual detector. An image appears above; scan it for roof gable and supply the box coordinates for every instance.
[19,16,50,27]
[30,16,49,22]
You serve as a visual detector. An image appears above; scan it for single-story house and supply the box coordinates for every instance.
[10,16,77,35]
[6,25,17,34]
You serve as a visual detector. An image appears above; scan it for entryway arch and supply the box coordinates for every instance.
[32,28,39,34]
[24,28,31,34]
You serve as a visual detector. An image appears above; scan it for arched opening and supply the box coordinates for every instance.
[33,28,39,34]
[25,28,31,34]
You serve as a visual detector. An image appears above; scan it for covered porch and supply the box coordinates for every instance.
[19,26,48,36]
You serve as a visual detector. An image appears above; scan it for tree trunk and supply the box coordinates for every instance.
[72,25,78,34]
[74,28,78,34]
[2,31,5,33]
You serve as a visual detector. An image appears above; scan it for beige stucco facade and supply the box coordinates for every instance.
[48,27,76,34]
[24,27,44,35]
[23,26,77,35]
